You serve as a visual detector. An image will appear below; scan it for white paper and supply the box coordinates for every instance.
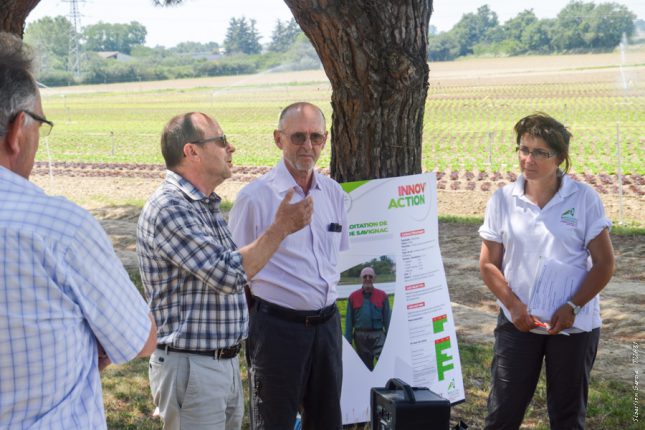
[528,257,592,332]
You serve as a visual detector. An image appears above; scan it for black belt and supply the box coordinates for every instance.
[156,343,241,359]
[355,328,383,332]
[255,298,338,327]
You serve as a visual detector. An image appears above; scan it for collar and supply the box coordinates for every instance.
[165,170,221,204]
[273,159,322,194]
[511,174,526,198]
[0,165,44,195]
[513,172,576,203]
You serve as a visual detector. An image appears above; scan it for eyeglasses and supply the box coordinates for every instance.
[279,130,326,146]
[189,135,229,148]
[516,146,556,160]
[13,110,54,137]
[362,275,374,279]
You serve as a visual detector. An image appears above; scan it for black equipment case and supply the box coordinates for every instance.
[370,378,451,430]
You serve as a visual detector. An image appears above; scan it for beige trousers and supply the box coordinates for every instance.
[149,348,243,430]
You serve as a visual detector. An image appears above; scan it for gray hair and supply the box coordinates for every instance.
[161,112,210,168]
[0,32,38,137]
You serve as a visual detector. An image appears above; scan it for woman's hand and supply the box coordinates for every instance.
[509,300,539,332]
[548,304,575,334]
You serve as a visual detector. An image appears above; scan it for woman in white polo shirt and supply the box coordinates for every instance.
[478,112,615,430]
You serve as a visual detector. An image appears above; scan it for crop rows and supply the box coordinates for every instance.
[39,75,644,176]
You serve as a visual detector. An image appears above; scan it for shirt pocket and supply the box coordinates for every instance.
[323,226,342,266]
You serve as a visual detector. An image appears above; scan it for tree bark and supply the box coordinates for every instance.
[284,0,432,182]
[0,0,41,36]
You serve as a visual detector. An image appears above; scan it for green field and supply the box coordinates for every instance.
[39,60,644,176]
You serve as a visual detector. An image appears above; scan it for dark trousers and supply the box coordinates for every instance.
[354,330,385,371]
[484,312,600,430]
[247,301,343,430]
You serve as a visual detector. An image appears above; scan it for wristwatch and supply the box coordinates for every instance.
[566,300,581,315]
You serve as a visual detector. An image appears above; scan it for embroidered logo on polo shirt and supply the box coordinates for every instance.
[561,208,577,227]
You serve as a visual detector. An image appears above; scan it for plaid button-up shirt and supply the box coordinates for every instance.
[137,171,248,350]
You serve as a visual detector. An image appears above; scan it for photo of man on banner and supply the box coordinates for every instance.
[344,266,392,370]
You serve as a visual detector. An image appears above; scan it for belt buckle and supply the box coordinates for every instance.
[305,314,322,327]
[215,344,239,359]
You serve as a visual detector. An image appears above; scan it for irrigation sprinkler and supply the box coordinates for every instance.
[110,131,115,156]
[619,33,628,91]
[615,123,625,226]
[487,132,493,168]
[563,103,567,126]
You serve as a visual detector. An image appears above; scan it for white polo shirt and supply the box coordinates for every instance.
[229,159,349,310]
[479,174,611,330]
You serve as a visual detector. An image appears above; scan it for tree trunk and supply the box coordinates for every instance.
[0,0,41,36]
[284,0,432,182]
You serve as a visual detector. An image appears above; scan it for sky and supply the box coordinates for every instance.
[26,0,645,48]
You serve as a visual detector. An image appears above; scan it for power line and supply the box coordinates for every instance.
[63,0,85,80]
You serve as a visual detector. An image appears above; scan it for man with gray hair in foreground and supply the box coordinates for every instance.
[0,32,157,429]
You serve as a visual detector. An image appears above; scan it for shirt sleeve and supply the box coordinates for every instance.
[152,201,247,295]
[383,297,391,332]
[479,189,503,243]
[583,187,611,247]
[344,301,354,342]
[229,189,260,248]
[64,215,151,364]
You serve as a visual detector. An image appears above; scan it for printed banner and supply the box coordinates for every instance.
[338,173,465,424]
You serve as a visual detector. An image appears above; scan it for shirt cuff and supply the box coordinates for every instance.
[478,226,501,243]
[585,217,611,247]
[230,250,248,286]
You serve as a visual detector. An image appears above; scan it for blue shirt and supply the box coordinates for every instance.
[0,167,152,429]
[136,171,248,350]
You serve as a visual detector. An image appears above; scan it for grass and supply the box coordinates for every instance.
[438,215,645,236]
[102,338,640,429]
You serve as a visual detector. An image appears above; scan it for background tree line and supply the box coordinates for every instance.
[25,0,642,86]
[341,256,396,282]
[25,16,320,86]
[428,1,639,61]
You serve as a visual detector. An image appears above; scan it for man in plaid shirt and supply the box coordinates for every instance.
[137,111,312,430]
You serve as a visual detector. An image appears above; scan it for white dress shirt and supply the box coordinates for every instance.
[230,159,349,310]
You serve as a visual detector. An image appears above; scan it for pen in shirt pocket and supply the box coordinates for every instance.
[328,223,342,232]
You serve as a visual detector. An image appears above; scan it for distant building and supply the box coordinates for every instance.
[96,51,133,62]
[188,52,222,61]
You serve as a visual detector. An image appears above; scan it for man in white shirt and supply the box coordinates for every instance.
[230,102,349,430]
